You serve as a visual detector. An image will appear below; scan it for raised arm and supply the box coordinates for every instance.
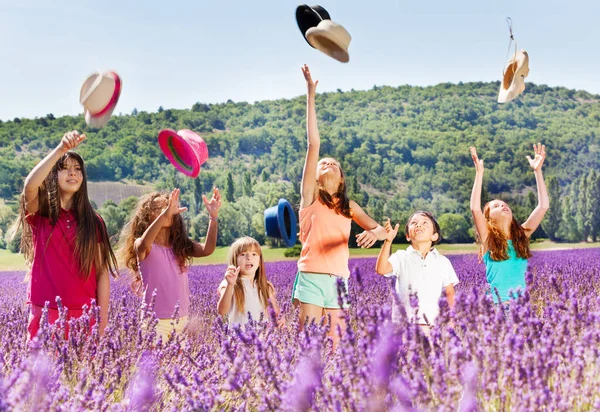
[217,266,239,316]
[469,147,488,244]
[300,64,320,209]
[522,143,549,236]
[350,201,387,248]
[23,131,86,214]
[134,188,187,262]
[375,219,399,275]
[191,187,221,257]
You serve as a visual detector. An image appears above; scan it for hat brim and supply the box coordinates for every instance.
[158,129,202,177]
[498,52,529,103]
[306,28,350,63]
[85,103,116,129]
[264,199,297,247]
[94,72,122,117]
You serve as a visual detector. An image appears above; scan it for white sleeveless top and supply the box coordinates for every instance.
[219,277,267,325]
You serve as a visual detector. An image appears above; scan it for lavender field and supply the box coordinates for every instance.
[1,249,599,411]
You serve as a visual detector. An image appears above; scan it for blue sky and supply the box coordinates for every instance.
[1,0,599,121]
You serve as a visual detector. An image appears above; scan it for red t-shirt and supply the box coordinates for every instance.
[27,208,99,310]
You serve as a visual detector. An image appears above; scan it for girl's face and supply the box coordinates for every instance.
[316,158,343,185]
[406,214,439,245]
[57,157,83,195]
[487,199,513,224]
[236,247,261,278]
[149,197,172,227]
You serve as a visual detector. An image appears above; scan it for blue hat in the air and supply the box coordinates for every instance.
[264,198,297,248]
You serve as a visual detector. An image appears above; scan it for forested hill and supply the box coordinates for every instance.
[1,81,599,245]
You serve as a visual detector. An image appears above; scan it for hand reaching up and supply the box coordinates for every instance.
[203,187,222,219]
[59,130,86,153]
[526,143,546,171]
[163,188,188,222]
[301,64,318,96]
[470,146,484,174]
[384,218,399,242]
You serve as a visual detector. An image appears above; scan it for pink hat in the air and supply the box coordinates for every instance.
[158,129,209,178]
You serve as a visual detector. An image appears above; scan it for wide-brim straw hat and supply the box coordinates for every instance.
[498,50,529,103]
[80,71,122,128]
[264,198,297,247]
[296,4,331,47]
[306,19,351,63]
[158,129,209,178]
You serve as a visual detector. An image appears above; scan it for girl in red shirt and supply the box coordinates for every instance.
[11,130,118,341]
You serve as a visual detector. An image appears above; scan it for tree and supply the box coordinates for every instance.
[242,172,254,197]
[225,172,235,203]
[438,213,471,243]
[588,170,600,241]
[576,175,592,241]
[542,176,562,241]
[559,188,580,242]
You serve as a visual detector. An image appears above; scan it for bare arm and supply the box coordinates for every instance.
[350,201,386,248]
[96,263,110,336]
[24,131,86,214]
[469,147,489,245]
[217,266,239,316]
[375,219,399,275]
[300,64,320,210]
[522,144,549,236]
[135,188,187,262]
[445,284,456,309]
[268,283,285,327]
[191,188,221,258]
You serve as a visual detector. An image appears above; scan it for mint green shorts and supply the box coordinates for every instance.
[292,271,349,309]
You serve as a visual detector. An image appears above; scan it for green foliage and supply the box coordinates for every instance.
[284,244,302,257]
[543,176,562,241]
[437,213,472,243]
[1,82,599,245]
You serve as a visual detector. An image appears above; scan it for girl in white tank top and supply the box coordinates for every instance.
[217,237,284,327]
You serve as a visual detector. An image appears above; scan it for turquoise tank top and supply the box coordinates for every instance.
[483,240,528,303]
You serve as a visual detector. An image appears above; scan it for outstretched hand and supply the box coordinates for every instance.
[301,64,318,96]
[470,146,484,174]
[384,218,400,242]
[59,130,86,153]
[203,187,222,218]
[356,230,377,249]
[163,188,188,220]
[224,265,240,286]
[526,143,546,171]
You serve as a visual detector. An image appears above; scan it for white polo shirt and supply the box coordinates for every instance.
[384,246,459,325]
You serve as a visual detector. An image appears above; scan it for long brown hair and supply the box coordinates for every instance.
[482,200,532,261]
[118,192,193,289]
[228,237,271,314]
[317,159,352,218]
[11,151,118,280]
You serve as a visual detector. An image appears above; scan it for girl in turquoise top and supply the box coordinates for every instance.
[469,144,549,302]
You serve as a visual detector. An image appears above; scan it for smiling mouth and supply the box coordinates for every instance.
[67,180,79,184]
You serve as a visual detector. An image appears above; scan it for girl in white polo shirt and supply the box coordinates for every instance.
[375,211,459,328]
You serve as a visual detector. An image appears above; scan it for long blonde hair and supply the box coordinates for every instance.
[481,200,532,261]
[118,192,193,290]
[228,237,271,314]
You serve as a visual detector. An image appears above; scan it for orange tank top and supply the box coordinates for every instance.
[297,200,352,278]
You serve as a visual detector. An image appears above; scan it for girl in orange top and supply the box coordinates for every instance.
[292,65,386,349]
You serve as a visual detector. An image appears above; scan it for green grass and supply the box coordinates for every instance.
[1,241,599,272]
